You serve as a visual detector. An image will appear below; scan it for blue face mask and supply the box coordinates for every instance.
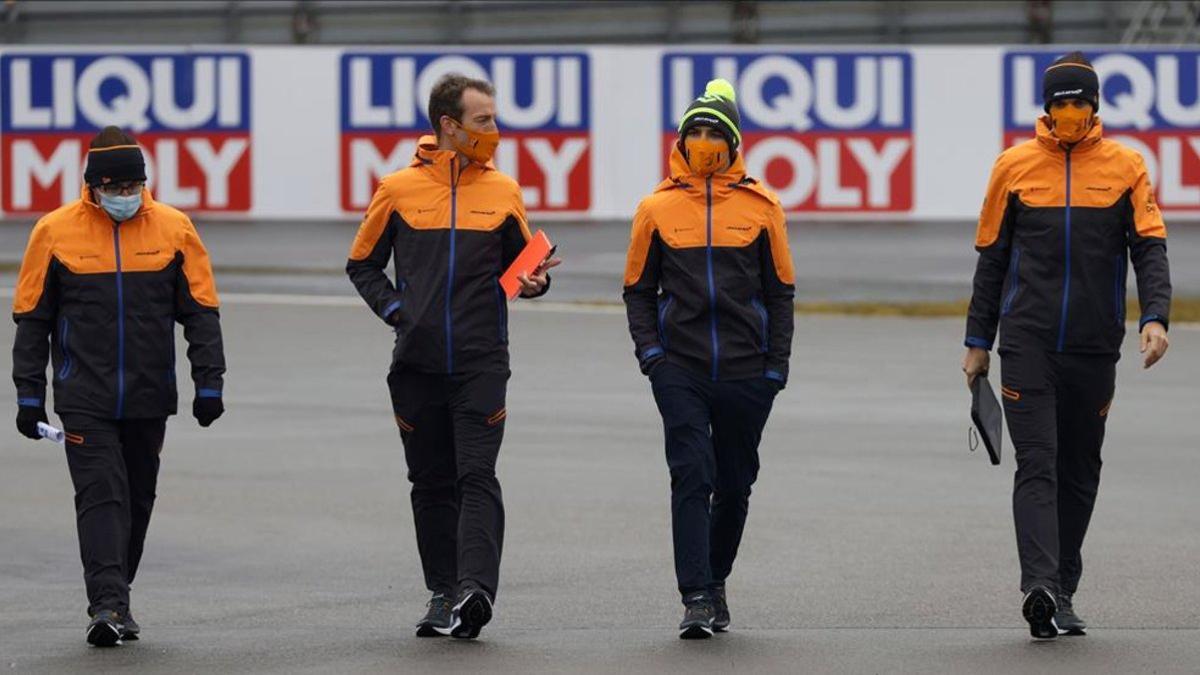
[98,192,142,222]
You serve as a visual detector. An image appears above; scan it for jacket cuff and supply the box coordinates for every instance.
[197,387,223,399]
[17,397,43,408]
[380,299,403,322]
[964,336,994,350]
[638,346,664,374]
[1139,314,1168,332]
[765,369,787,387]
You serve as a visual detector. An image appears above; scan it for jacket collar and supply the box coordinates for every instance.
[80,184,157,221]
[1034,115,1104,155]
[410,134,495,184]
[656,143,775,203]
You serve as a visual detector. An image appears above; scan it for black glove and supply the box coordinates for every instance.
[193,396,224,428]
[16,404,48,440]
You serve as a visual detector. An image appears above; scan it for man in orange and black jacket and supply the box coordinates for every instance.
[623,79,794,640]
[346,74,556,640]
[11,126,225,647]
[963,52,1171,640]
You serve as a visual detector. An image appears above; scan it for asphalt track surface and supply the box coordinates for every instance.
[2,294,1199,674]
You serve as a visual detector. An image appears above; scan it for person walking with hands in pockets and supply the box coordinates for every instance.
[962,52,1171,640]
[623,79,795,640]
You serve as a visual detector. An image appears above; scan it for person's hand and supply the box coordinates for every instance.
[193,396,224,428]
[962,347,990,389]
[518,257,562,297]
[16,404,48,440]
[1140,321,1169,369]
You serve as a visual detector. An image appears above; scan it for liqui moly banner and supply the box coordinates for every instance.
[339,51,591,213]
[0,45,1197,222]
[1004,49,1200,211]
[662,51,914,213]
[0,51,251,215]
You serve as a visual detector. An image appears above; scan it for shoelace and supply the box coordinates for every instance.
[1057,595,1073,613]
[427,594,451,611]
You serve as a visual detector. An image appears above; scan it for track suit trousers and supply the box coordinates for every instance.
[59,414,166,617]
[388,369,508,598]
[1000,348,1116,596]
[649,361,778,598]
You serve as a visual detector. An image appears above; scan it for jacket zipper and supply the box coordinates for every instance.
[1114,253,1126,325]
[58,317,72,380]
[705,176,718,381]
[114,223,126,418]
[445,161,459,373]
[495,279,508,343]
[1001,248,1021,316]
[657,294,674,349]
[751,296,769,353]
[1056,148,1072,353]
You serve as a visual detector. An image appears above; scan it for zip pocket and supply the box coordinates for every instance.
[57,317,73,381]
[657,294,675,349]
[750,297,769,353]
[1001,249,1021,316]
[1114,254,1126,325]
[495,279,508,344]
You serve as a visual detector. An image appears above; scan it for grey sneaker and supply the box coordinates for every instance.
[1022,586,1058,641]
[679,592,714,640]
[711,585,730,632]
[449,587,493,640]
[415,593,453,637]
[1055,593,1087,636]
[119,611,140,641]
[86,610,123,647]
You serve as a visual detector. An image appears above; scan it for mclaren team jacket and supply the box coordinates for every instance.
[347,136,547,375]
[12,188,225,419]
[623,146,795,384]
[966,118,1171,356]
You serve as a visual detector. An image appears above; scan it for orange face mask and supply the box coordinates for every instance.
[451,122,500,164]
[684,136,729,176]
[1049,105,1094,144]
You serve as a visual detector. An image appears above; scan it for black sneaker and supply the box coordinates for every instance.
[415,593,453,637]
[711,585,730,632]
[1055,593,1087,636]
[86,610,123,647]
[449,587,493,640]
[119,611,140,641]
[679,592,715,640]
[1022,586,1058,641]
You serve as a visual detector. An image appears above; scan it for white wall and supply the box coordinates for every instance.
[1,45,1197,221]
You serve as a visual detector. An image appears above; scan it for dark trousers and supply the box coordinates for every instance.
[1000,349,1116,596]
[388,369,508,598]
[649,361,778,598]
[59,414,166,617]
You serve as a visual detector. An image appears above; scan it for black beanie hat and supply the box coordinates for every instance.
[83,126,147,187]
[678,78,742,152]
[1042,54,1100,113]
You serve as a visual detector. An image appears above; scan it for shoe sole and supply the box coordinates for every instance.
[679,623,714,640]
[450,592,492,640]
[713,620,729,633]
[1022,590,1058,641]
[119,631,139,641]
[1058,626,1087,636]
[87,622,121,648]
[415,622,448,638]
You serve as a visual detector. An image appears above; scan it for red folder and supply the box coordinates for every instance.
[500,229,553,300]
